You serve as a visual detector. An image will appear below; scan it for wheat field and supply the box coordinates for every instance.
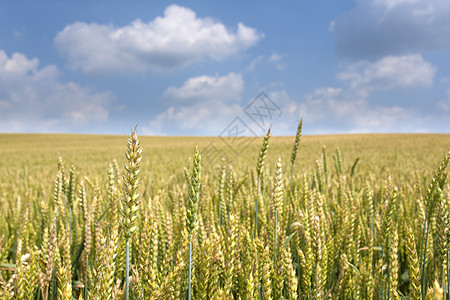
[0,128,449,299]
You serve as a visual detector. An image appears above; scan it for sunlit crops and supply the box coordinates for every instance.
[0,129,449,299]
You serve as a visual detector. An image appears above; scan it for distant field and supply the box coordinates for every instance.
[0,132,449,299]
[1,133,449,179]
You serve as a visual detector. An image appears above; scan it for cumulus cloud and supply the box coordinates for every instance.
[148,54,439,135]
[162,73,243,105]
[288,54,438,133]
[331,0,450,59]
[247,53,286,71]
[55,5,262,73]
[269,53,287,70]
[298,87,418,133]
[147,52,441,135]
[149,101,243,135]
[0,50,111,132]
[149,73,244,135]
[337,54,435,95]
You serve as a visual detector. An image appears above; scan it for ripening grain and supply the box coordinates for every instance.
[0,131,449,299]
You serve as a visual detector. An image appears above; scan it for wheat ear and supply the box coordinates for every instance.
[255,129,271,238]
[186,145,201,300]
[120,129,142,300]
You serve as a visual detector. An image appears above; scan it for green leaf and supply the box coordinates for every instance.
[283,232,297,248]
[0,263,16,271]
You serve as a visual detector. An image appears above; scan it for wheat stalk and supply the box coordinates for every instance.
[186,145,201,300]
[120,129,142,300]
[255,129,271,238]
[272,157,283,269]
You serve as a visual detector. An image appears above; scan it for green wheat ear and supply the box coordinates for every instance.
[254,129,271,238]
[272,157,283,268]
[290,118,303,169]
[186,145,201,238]
[120,129,142,300]
[186,145,201,300]
[256,128,271,178]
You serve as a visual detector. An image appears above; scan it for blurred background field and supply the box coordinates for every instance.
[1,133,449,184]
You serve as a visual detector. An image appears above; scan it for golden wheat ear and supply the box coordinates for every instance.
[120,129,142,300]
[254,128,271,238]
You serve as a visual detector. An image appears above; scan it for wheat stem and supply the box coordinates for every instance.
[255,129,270,238]
[126,238,130,300]
[188,238,193,300]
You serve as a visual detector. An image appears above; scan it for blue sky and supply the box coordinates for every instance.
[0,0,449,136]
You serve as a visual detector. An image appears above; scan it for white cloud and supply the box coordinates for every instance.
[269,53,282,62]
[337,54,435,95]
[290,54,437,133]
[299,87,363,123]
[55,5,262,73]
[269,53,287,70]
[247,55,264,71]
[332,0,450,59]
[148,54,440,135]
[0,50,111,132]
[162,73,243,105]
[298,87,418,133]
[149,73,245,135]
[374,0,419,10]
[247,53,286,71]
[149,101,243,134]
[217,85,431,135]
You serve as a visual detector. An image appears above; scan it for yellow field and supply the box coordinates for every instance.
[1,133,448,178]
[0,132,449,299]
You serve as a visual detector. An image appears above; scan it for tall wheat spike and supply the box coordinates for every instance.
[120,129,142,300]
[421,151,450,299]
[186,145,201,300]
[290,119,303,183]
[406,225,421,300]
[218,158,226,226]
[272,157,283,269]
[255,129,271,238]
